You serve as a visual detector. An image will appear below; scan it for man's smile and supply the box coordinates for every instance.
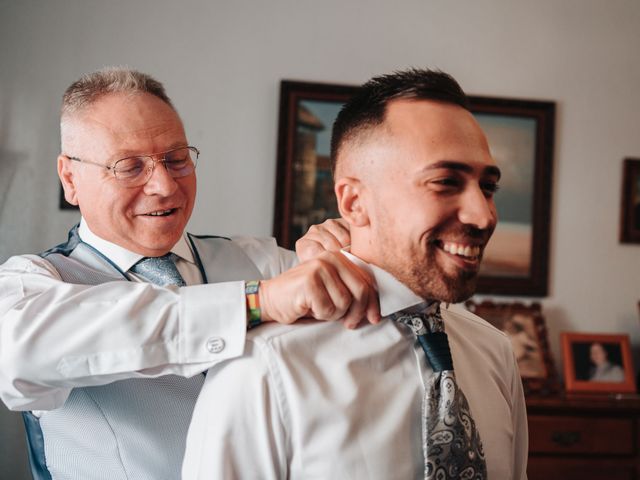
[141,208,177,217]
[432,239,486,271]
[441,241,480,259]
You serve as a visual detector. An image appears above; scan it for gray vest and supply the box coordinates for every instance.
[23,227,263,480]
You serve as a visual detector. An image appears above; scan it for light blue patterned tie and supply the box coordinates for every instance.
[130,253,186,287]
[392,302,487,480]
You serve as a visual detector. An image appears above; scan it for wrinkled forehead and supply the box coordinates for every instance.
[68,92,180,127]
[61,92,185,152]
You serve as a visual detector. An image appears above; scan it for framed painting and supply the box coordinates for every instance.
[273,81,555,296]
[466,300,558,395]
[561,332,636,394]
[469,97,555,297]
[273,81,358,247]
[619,158,640,243]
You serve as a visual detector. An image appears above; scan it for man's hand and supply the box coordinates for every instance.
[259,251,380,329]
[295,219,351,262]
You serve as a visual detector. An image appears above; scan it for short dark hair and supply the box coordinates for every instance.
[330,68,469,176]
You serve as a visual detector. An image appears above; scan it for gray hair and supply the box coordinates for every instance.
[61,66,174,118]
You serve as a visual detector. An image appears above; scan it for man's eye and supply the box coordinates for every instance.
[115,159,145,176]
[432,178,461,188]
[165,159,189,170]
[481,182,500,196]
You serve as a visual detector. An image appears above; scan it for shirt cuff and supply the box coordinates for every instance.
[180,281,247,363]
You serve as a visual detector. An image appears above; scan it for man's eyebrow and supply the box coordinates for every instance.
[424,161,502,180]
[113,142,189,159]
[484,165,502,180]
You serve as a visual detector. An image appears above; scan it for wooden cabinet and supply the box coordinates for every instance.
[527,395,640,480]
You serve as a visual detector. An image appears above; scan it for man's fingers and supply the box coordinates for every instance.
[309,262,352,321]
[341,288,370,329]
[298,227,342,252]
[319,219,351,248]
[295,219,352,262]
[341,277,380,328]
[311,235,343,253]
[365,288,381,325]
[306,281,344,321]
[294,240,325,262]
[259,251,380,327]
[352,261,381,325]
[323,254,380,328]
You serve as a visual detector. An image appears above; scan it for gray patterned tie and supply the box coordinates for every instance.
[130,253,186,287]
[392,302,487,480]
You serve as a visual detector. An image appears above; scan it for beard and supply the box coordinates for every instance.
[374,226,487,304]
[383,244,479,304]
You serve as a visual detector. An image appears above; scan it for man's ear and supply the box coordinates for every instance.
[57,154,79,206]
[334,177,369,227]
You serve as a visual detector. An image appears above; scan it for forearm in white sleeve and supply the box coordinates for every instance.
[0,254,247,411]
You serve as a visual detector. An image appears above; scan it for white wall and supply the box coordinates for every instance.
[1,1,639,478]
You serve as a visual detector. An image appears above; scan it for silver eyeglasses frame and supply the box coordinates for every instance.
[64,145,200,187]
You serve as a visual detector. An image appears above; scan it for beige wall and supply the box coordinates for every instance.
[1,0,639,478]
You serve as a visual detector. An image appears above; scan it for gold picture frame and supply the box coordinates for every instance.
[466,300,558,395]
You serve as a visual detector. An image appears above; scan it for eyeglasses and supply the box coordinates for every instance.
[65,146,199,188]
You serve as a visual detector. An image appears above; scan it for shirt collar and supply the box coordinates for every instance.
[341,250,425,317]
[77,218,195,272]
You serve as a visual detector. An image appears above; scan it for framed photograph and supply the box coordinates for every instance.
[561,332,636,394]
[466,300,558,395]
[273,81,555,296]
[619,158,640,243]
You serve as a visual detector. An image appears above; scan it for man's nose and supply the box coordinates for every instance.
[143,159,178,196]
[457,186,497,230]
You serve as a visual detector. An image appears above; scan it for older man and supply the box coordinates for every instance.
[183,69,528,479]
[0,68,378,479]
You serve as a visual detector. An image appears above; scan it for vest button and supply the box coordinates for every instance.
[206,337,225,354]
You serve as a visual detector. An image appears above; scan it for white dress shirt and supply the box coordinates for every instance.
[0,219,297,411]
[183,253,528,480]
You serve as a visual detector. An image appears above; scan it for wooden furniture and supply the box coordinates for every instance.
[527,394,640,480]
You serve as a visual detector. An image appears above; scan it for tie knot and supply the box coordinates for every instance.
[391,302,452,372]
[130,253,186,287]
[391,301,444,334]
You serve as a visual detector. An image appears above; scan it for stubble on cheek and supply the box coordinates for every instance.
[368,204,481,303]
[383,239,479,304]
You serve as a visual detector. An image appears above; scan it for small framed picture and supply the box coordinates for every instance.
[561,332,636,394]
[620,158,640,243]
[466,300,558,395]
